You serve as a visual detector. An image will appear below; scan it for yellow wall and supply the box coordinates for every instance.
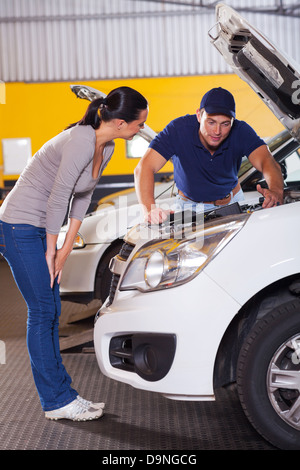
[0,74,284,180]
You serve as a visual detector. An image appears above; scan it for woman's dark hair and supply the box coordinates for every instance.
[67,86,148,129]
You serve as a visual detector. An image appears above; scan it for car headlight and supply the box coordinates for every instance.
[120,214,248,292]
[73,233,86,249]
[57,230,85,250]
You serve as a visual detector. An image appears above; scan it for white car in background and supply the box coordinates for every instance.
[94,4,300,450]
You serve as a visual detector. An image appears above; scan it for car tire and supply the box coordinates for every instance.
[95,240,124,304]
[237,298,300,450]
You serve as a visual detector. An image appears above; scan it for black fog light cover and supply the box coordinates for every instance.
[109,333,176,382]
[133,334,176,381]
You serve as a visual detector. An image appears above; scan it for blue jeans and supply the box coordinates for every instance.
[174,188,245,213]
[0,221,78,411]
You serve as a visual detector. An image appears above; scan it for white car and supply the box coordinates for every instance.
[94,4,300,450]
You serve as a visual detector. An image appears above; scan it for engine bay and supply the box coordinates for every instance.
[155,187,300,238]
[205,188,300,221]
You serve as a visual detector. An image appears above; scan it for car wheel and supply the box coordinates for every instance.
[95,240,124,304]
[237,298,300,450]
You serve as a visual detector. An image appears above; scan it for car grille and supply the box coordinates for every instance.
[107,241,135,306]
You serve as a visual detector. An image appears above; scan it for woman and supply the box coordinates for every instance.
[0,86,148,421]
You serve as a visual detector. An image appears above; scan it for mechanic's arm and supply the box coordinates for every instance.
[248,144,284,208]
[134,148,168,223]
[46,217,82,287]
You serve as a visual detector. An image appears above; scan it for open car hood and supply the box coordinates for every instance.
[209,3,300,143]
[70,84,156,143]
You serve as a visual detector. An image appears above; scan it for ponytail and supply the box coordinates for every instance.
[66,96,106,130]
[66,87,148,130]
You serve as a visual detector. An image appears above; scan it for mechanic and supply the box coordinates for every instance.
[134,87,284,224]
[0,86,148,421]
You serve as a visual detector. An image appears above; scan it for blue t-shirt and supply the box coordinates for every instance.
[149,114,265,201]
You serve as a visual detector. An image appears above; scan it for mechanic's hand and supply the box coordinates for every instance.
[145,206,171,225]
[256,184,283,208]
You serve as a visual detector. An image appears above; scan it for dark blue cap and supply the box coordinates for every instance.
[200,87,235,118]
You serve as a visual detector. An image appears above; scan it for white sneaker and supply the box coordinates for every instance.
[45,397,104,421]
[76,395,105,410]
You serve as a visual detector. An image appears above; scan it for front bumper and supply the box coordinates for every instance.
[94,271,241,400]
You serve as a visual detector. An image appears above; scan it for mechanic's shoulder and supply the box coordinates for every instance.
[169,113,196,128]
[232,118,253,131]
[231,119,255,136]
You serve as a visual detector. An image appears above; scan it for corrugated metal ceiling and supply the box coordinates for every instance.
[0,0,299,82]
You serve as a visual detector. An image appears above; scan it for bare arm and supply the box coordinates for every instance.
[134,148,168,223]
[46,217,82,287]
[248,145,284,208]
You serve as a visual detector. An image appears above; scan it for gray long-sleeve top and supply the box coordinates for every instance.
[0,125,115,234]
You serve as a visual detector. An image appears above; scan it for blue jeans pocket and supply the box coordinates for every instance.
[11,224,46,254]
